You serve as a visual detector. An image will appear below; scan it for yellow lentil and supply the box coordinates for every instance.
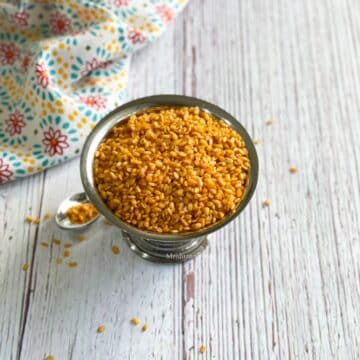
[199,344,206,353]
[111,245,120,255]
[55,257,62,265]
[289,167,298,173]
[63,250,71,258]
[94,106,250,234]
[76,235,86,241]
[66,203,98,224]
[44,213,52,220]
[97,325,105,333]
[52,239,61,246]
[64,243,72,248]
[22,263,30,272]
[131,318,139,325]
[25,216,33,223]
[141,324,148,332]
[68,261,78,268]
[40,242,49,248]
[263,199,271,207]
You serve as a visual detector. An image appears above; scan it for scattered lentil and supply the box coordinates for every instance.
[141,324,148,332]
[40,242,49,248]
[44,213,52,220]
[25,216,33,223]
[64,243,72,248]
[66,203,98,224]
[44,356,54,360]
[68,261,78,268]
[131,318,139,325]
[104,219,113,225]
[33,218,40,224]
[76,234,86,241]
[97,325,105,333]
[111,245,120,255]
[94,106,251,233]
[63,250,71,258]
[289,167,298,173]
[254,138,261,145]
[263,199,271,207]
[55,257,63,265]
[52,239,61,246]
[199,345,206,354]
[22,263,30,272]
[266,119,273,125]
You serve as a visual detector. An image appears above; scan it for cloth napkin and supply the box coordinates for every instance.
[0,0,187,184]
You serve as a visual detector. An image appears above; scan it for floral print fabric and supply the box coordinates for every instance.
[0,0,187,184]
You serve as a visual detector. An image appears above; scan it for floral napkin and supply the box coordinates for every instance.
[0,0,187,184]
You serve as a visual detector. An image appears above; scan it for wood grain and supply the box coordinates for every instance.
[1,0,359,359]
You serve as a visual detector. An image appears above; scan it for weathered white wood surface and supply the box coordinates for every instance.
[1,0,360,359]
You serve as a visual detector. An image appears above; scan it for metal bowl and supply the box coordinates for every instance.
[80,95,259,263]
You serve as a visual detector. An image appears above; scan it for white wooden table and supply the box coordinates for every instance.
[1,0,360,359]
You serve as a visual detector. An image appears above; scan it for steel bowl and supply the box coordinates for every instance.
[80,95,259,263]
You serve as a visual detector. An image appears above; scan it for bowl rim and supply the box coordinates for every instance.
[80,94,259,241]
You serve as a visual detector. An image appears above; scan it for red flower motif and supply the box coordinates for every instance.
[81,58,100,76]
[100,60,114,69]
[0,43,20,65]
[0,159,13,184]
[79,95,107,111]
[49,11,71,35]
[5,109,26,136]
[80,57,114,76]
[35,62,49,89]
[156,5,174,25]
[113,0,129,7]
[11,10,30,28]
[70,29,86,37]
[128,28,146,44]
[21,53,31,73]
[42,127,69,156]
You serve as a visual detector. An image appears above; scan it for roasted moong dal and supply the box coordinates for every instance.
[94,106,250,233]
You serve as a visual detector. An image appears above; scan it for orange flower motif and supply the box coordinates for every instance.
[156,5,174,25]
[49,11,72,35]
[0,43,20,65]
[11,10,30,28]
[42,127,69,156]
[128,28,146,44]
[113,0,129,6]
[5,109,26,136]
[0,159,13,184]
[79,95,107,111]
[21,54,31,73]
[35,62,49,89]
[80,58,113,76]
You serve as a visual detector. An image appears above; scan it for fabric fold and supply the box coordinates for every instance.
[0,0,187,184]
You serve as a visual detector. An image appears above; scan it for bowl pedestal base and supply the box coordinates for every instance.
[122,231,208,263]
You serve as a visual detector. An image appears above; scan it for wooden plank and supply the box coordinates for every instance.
[180,0,360,359]
[0,173,45,360]
[0,0,359,359]
[10,22,185,360]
